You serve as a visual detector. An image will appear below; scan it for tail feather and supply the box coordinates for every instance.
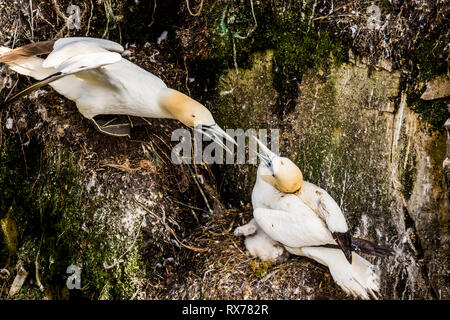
[319,237,393,258]
[0,40,55,63]
[0,44,53,80]
[292,246,381,299]
[351,238,394,257]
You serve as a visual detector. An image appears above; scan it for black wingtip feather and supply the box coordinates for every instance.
[351,238,394,257]
[332,232,353,264]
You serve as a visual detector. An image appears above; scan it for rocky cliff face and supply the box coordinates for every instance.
[211,51,448,299]
[0,0,448,300]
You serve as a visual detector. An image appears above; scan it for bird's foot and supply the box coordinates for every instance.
[234,222,257,237]
[91,116,131,137]
[273,248,290,265]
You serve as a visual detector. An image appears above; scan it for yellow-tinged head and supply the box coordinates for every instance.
[159,88,237,152]
[254,137,303,193]
[159,88,215,127]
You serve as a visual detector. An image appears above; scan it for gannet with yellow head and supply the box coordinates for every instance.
[0,37,236,150]
[253,137,352,262]
[235,137,393,299]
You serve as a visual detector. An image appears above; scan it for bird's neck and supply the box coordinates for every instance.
[252,175,282,208]
[158,88,197,122]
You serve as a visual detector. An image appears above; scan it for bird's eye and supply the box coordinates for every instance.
[192,114,196,118]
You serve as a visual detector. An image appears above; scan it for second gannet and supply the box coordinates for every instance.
[253,137,354,262]
[235,137,393,299]
[0,37,236,150]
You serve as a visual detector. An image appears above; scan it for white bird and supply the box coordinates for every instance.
[235,137,393,299]
[0,37,236,150]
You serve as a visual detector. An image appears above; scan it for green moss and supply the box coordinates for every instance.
[11,285,45,300]
[0,137,147,299]
[201,0,351,114]
[88,0,181,47]
[249,260,270,279]
[377,0,394,13]
[399,144,417,201]
[0,139,91,298]
[445,164,450,201]
[0,207,18,263]
[203,0,447,130]
[209,1,350,70]
[406,91,449,130]
[202,1,354,202]
[414,21,448,83]
[0,138,40,267]
[212,51,278,202]
[289,63,397,237]
[405,19,449,130]
[82,231,146,299]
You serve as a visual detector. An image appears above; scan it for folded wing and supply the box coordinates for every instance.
[297,181,353,262]
[253,195,335,248]
[43,38,124,68]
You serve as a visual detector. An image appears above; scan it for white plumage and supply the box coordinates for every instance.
[234,218,285,263]
[297,181,349,233]
[235,137,389,299]
[0,37,236,148]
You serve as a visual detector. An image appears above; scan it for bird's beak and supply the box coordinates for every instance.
[252,136,277,173]
[195,124,237,155]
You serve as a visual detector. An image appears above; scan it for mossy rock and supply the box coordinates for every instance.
[214,51,279,204]
[0,138,149,299]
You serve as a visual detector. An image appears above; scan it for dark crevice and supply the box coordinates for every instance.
[402,206,438,300]
[403,206,423,259]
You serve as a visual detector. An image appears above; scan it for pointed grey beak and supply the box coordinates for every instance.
[195,124,237,155]
[252,136,278,172]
